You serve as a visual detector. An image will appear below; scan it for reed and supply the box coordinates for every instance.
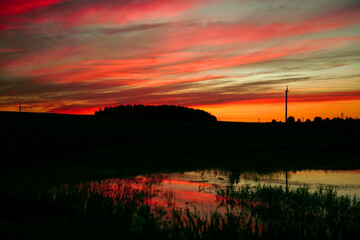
[1,184,359,239]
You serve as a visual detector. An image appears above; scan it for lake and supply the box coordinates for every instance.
[51,169,360,213]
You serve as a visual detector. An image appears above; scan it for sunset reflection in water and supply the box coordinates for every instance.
[51,169,360,214]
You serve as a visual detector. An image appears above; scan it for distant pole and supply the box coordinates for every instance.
[19,104,21,113]
[285,86,289,123]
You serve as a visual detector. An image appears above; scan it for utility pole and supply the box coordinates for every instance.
[19,104,21,113]
[285,86,289,123]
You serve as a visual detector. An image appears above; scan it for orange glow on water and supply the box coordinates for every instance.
[49,169,360,220]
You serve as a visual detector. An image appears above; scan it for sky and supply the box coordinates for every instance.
[0,0,359,122]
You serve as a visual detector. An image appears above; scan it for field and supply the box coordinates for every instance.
[1,111,359,181]
[1,111,360,239]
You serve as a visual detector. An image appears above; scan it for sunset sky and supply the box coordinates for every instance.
[1,0,359,122]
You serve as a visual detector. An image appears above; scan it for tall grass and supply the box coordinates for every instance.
[1,183,359,239]
[0,180,162,239]
[215,184,360,239]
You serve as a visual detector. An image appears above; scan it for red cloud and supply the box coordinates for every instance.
[0,0,63,15]
[60,0,205,26]
[1,0,206,31]
[160,7,360,52]
[3,35,358,89]
[1,1,360,119]
[0,0,64,30]
[32,90,360,115]
[199,91,360,107]
[290,91,360,103]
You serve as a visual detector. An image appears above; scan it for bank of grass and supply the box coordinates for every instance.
[1,183,359,240]
[215,185,360,239]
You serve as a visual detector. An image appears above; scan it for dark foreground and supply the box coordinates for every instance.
[1,111,360,181]
[2,182,359,240]
[1,111,360,239]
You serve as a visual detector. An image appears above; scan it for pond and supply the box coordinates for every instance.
[51,169,360,213]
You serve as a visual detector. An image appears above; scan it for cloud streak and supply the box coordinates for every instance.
[0,0,359,120]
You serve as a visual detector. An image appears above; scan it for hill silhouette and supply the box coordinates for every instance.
[95,104,217,122]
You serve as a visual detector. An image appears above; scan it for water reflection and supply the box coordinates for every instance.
[231,169,360,196]
[50,170,360,215]
[9,169,352,240]
[50,169,360,214]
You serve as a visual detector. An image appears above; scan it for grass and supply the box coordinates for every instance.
[1,180,359,240]
[215,185,360,239]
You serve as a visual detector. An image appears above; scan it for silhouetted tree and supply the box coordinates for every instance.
[287,116,295,124]
[332,117,344,123]
[95,104,217,122]
[313,116,323,123]
[296,119,301,123]
[271,119,277,123]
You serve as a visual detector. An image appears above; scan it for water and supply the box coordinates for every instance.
[52,169,360,212]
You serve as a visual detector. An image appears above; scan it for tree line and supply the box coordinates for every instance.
[272,116,359,124]
[95,104,217,122]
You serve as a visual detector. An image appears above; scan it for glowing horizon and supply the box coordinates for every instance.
[1,0,359,122]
